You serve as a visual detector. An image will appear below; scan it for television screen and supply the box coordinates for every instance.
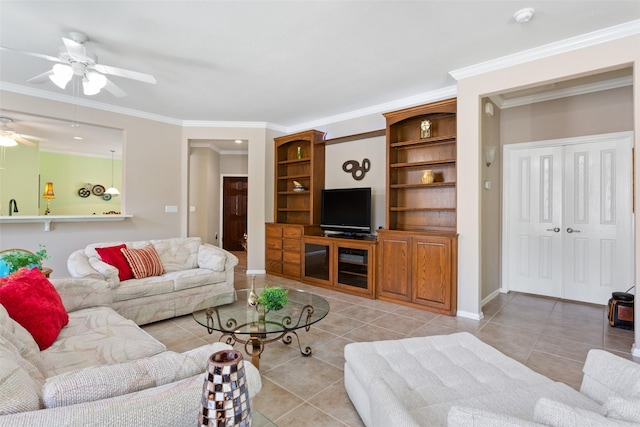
[321,187,371,234]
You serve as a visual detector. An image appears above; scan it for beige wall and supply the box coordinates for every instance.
[0,91,273,276]
[188,146,219,244]
[456,33,639,344]
[325,136,386,232]
[481,100,501,300]
[0,91,184,275]
[181,126,270,274]
[501,86,633,144]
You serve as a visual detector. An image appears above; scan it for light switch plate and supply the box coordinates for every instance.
[165,205,178,213]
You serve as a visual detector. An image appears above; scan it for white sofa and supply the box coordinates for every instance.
[0,276,261,426]
[344,332,640,426]
[67,237,238,325]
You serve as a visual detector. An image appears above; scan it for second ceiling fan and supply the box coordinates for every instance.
[1,31,156,98]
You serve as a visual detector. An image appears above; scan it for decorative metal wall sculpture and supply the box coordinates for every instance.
[342,158,371,181]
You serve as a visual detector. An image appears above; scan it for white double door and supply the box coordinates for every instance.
[503,132,634,305]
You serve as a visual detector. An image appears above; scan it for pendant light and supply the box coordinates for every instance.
[105,150,120,196]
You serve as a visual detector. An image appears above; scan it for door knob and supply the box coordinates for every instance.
[566,227,581,233]
[546,227,560,233]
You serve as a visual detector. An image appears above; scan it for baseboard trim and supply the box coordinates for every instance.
[456,310,484,321]
[482,289,502,306]
[632,343,640,357]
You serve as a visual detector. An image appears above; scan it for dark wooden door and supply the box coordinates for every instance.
[222,177,248,251]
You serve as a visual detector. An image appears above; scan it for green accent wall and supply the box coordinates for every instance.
[0,146,121,216]
[0,143,39,216]
[39,152,122,215]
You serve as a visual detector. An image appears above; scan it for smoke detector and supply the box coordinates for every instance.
[514,8,535,23]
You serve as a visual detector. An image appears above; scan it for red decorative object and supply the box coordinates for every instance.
[199,350,251,427]
[95,244,133,281]
[0,267,69,350]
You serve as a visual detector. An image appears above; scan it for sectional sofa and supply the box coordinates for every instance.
[0,272,261,426]
[67,237,238,325]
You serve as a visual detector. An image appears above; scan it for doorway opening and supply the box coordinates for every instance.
[221,175,248,252]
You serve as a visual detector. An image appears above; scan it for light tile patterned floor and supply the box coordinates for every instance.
[142,252,638,426]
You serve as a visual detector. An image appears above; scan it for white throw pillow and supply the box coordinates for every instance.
[602,396,640,423]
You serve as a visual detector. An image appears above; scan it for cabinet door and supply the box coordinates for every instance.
[377,233,411,301]
[302,239,331,286]
[334,241,375,298]
[412,235,453,312]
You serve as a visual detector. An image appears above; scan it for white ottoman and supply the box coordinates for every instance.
[343,332,600,427]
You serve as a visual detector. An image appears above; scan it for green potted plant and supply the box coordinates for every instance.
[0,245,50,275]
[257,286,289,311]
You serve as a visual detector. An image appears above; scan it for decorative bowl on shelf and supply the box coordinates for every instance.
[292,180,306,192]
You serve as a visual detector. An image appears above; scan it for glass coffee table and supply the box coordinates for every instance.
[192,288,330,369]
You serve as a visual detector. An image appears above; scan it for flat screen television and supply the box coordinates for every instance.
[321,187,372,235]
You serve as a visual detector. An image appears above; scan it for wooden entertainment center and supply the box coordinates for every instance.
[266,98,458,315]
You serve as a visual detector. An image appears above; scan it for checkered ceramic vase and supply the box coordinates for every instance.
[199,349,252,427]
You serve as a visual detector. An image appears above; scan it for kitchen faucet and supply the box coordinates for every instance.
[8,199,18,216]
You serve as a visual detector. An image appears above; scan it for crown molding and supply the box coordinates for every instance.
[0,82,184,125]
[181,119,284,132]
[450,19,640,81]
[489,75,633,109]
[0,82,289,132]
[287,85,458,134]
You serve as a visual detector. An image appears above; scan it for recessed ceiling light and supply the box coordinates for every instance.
[73,136,83,140]
[235,140,243,144]
[514,7,535,23]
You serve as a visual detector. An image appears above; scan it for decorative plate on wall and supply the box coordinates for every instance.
[92,185,105,196]
[102,193,112,201]
[78,188,91,198]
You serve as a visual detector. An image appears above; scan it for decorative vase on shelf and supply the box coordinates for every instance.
[199,350,251,427]
[296,146,302,159]
[421,170,434,184]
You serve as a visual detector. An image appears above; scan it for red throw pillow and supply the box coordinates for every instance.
[95,244,133,281]
[121,245,165,279]
[0,267,69,350]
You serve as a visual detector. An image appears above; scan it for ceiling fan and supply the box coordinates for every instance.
[0,31,156,98]
[0,117,36,147]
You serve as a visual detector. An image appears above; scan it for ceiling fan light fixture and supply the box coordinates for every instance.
[83,71,107,95]
[0,135,17,147]
[49,64,73,89]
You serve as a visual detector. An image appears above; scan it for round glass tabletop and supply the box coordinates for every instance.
[192,288,330,335]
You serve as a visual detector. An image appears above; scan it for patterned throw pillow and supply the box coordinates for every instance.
[0,267,69,350]
[121,245,165,279]
[95,244,133,281]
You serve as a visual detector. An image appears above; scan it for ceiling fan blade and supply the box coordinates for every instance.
[103,79,127,97]
[14,136,36,147]
[27,70,54,84]
[0,46,62,63]
[93,63,156,84]
[62,37,87,60]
